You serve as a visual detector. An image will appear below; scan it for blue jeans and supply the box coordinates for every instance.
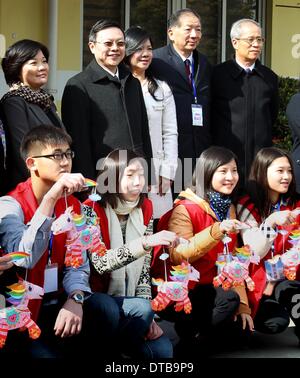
[113,296,173,359]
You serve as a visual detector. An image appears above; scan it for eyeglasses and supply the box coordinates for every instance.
[31,151,75,161]
[235,37,265,46]
[95,41,126,48]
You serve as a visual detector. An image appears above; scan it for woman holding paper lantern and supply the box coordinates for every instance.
[83,149,178,359]
[151,146,253,355]
[237,147,300,346]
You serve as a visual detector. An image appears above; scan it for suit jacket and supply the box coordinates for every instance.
[211,59,279,185]
[151,44,212,161]
[0,95,64,190]
[61,59,153,180]
[287,92,300,193]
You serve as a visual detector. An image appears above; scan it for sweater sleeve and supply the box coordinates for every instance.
[168,205,224,264]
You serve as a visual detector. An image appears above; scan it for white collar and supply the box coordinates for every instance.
[235,58,255,71]
[98,63,119,78]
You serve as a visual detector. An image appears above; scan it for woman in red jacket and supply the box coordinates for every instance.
[237,147,300,346]
[84,149,178,359]
[151,146,252,355]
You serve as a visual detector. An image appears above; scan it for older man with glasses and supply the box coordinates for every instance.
[61,19,152,182]
[211,18,279,189]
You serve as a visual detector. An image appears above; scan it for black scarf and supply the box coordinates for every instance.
[1,83,53,111]
[207,191,232,221]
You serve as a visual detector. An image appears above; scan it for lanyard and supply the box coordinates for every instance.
[190,61,198,104]
[48,232,54,265]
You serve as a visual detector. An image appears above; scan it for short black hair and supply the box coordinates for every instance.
[20,125,72,160]
[1,39,49,86]
[167,8,201,29]
[89,19,124,42]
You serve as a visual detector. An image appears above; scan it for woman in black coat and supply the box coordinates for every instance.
[1,39,64,190]
[287,90,300,193]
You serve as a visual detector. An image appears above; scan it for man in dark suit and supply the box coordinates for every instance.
[211,19,279,187]
[61,19,152,180]
[151,8,212,191]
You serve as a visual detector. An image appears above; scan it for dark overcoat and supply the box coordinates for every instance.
[211,59,279,184]
[61,59,152,180]
[0,96,63,190]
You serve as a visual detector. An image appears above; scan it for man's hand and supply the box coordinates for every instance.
[53,298,83,338]
[0,255,13,276]
[146,320,164,340]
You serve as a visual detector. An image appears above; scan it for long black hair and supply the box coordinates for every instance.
[124,26,160,101]
[241,147,298,220]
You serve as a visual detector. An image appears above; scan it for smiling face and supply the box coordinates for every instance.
[20,50,49,89]
[128,38,153,75]
[267,157,292,202]
[119,159,145,202]
[88,27,125,73]
[168,12,202,58]
[232,22,263,66]
[211,159,239,195]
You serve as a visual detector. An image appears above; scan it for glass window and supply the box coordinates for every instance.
[225,0,258,60]
[83,0,125,68]
[186,0,222,65]
[129,0,168,49]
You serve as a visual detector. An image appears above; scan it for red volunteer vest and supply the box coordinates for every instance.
[8,179,81,321]
[238,195,300,317]
[151,199,237,291]
[84,198,153,293]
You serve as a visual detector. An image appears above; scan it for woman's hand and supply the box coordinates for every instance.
[234,313,254,331]
[266,210,296,228]
[219,219,242,234]
[158,176,173,196]
[142,230,179,249]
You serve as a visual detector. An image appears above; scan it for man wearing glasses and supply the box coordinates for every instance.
[211,19,279,187]
[61,19,152,181]
[0,125,120,358]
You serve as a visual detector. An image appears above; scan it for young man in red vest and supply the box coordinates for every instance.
[0,125,120,358]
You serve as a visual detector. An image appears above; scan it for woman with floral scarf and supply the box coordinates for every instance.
[151,146,253,356]
[1,39,64,190]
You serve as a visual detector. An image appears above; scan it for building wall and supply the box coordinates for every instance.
[0,0,82,104]
[271,0,300,78]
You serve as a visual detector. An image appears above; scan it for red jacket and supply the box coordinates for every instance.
[238,195,300,317]
[84,198,153,293]
[151,196,237,289]
[8,179,81,321]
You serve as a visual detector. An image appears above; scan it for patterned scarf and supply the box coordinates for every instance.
[207,191,232,221]
[1,82,53,111]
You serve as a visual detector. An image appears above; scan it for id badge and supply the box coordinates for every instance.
[44,263,58,293]
[192,104,203,126]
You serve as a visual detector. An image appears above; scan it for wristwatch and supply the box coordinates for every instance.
[69,292,84,305]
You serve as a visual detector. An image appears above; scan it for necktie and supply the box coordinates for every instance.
[245,68,251,75]
[184,59,192,85]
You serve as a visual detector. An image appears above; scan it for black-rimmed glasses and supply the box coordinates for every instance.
[31,151,75,161]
